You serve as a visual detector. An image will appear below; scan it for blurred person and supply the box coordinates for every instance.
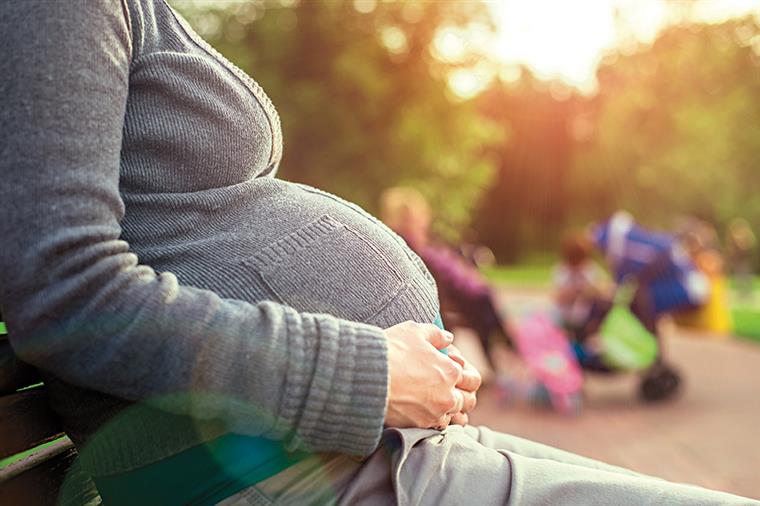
[674,223,733,334]
[1,2,756,505]
[552,231,613,371]
[380,186,513,373]
[726,218,757,300]
[553,231,609,332]
[675,217,724,279]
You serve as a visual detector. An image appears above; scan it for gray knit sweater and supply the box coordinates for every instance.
[0,0,438,475]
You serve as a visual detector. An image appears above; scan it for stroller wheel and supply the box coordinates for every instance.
[639,363,682,402]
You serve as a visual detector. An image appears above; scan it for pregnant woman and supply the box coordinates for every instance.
[1,1,755,505]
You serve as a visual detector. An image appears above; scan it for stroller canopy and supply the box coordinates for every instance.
[592,212,709,314]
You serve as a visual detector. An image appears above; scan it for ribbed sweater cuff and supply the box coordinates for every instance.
[279,312,388,457]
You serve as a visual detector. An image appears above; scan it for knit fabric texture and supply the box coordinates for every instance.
[0,0,438,475]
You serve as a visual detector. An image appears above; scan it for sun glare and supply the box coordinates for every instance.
[484,0,760,94]
[486,0,660,94]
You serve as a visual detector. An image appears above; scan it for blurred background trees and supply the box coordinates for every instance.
[173,0,760,267]
[573,18,760,234]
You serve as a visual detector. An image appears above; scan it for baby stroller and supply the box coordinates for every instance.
[582,212,710,401]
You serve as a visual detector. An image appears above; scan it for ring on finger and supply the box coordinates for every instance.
[435,413,452,431]
[449,390,465,415]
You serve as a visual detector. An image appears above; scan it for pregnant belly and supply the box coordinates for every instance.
[123,178,439,328]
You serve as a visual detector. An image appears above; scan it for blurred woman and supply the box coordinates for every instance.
[380,187,514,372]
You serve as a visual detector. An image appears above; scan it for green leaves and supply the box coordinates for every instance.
[576,18,760,236]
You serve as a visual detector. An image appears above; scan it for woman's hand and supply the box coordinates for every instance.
[446,344,482,426]
[383,321,464,430]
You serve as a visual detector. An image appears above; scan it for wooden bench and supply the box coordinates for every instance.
[0,319,101,505]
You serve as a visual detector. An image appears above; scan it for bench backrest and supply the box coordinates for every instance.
[0,322,99,505]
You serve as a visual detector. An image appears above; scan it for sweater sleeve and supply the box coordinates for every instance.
[0,0,388,457]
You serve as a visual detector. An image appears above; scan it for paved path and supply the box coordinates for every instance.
[464,288,760,500]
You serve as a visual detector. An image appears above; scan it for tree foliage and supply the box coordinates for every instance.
[476,16,760,263]
[574,17,760,234]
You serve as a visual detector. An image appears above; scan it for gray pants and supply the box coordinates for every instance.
[218,425,758,505]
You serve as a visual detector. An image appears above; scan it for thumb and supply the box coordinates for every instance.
[421,324,454,350]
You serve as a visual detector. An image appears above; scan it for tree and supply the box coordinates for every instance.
[475,72,579,261]
[574,17,760,244]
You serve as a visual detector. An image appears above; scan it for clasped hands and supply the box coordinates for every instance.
[384,321,482,430]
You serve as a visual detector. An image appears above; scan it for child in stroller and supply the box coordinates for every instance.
[555,211,710,401]
[553,231,614,373]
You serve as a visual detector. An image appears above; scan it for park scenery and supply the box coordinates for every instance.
[175,0,760,498]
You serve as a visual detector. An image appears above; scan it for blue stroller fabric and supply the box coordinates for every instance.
[592,212,709,315]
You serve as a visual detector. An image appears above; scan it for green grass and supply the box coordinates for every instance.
[481,264,553,288]
[732,307,760,342]
[728,277,760,293]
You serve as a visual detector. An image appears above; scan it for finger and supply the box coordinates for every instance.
[450,412,469,426]
[457,365,482,392]
[459,389,477,414]
[458,368,481,391]
[434,413,452,431]
[421,324,454,350]
[443,356,464,386]
[448,388,465,415]
[446,344,466,368]
[446,345,482,392]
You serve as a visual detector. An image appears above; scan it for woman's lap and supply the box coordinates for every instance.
[218,425,758,506]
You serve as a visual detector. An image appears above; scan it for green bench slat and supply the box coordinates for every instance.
[0,445,78,506]
[0,318,102,504]
[0,437,74,483]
